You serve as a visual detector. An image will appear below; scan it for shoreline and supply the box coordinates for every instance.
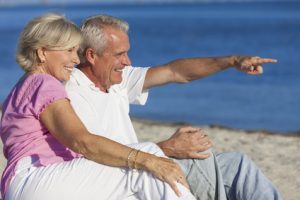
[131,117,300,136]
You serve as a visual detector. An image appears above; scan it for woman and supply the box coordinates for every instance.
[0,13,195,200]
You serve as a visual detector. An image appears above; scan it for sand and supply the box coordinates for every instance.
[0,110,299,200]
[132,118,300,200]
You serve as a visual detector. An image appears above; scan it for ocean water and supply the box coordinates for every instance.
[0,2,299,133]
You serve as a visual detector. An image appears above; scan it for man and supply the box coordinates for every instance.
[65,15,281,200]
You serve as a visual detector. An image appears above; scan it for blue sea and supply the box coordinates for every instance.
[0,2,299,133]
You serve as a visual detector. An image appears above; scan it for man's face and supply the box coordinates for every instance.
[92,27,131,90]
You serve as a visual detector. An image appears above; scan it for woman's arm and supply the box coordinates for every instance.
[40,99,189,196]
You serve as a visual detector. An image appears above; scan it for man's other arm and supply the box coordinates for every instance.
[143,55,277,91]
[143,55,277,159]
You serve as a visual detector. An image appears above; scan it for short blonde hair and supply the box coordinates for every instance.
[16,13,82,72]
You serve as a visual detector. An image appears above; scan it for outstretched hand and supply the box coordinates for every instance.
[157,127,212,159]
[234,56,277,75]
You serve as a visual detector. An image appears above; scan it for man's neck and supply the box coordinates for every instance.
[77,64,109,93]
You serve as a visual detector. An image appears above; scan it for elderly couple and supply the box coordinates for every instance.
[0,13,281,200]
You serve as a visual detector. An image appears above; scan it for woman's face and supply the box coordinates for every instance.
[39,45,80,81]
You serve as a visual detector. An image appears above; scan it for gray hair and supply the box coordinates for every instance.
[16,13,82,72]
[79,15,129,62]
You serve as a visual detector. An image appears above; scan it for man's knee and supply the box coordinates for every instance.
[217,151,252,163]
[216,151,257,176]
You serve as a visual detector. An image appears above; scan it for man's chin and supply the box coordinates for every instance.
[112,78,123,85]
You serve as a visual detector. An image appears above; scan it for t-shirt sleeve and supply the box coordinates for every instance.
[21,75,69,119]
[121,66,150,105]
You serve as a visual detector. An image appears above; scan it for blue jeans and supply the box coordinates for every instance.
[175,151,282,200]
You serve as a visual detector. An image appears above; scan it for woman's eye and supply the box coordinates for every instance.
[68,47,76,52]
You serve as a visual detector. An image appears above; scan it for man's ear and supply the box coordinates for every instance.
[37,48,46,63]
[85,48,96,65]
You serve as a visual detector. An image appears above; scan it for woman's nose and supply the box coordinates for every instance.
[73,52,80,65]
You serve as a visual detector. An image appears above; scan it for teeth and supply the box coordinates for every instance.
[65,66,73,72]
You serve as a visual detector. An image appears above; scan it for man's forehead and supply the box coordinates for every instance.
[104,30,130,53]
[107,29,128,42]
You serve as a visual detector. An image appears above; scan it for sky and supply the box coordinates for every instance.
[0,0,298,6]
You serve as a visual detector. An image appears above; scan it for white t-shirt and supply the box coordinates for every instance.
[65,66,149,144]
[64,67,197,200]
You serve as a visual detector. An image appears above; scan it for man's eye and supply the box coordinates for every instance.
[116,53,124,57]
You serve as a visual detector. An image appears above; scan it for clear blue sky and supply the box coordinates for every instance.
[0,0,296,6]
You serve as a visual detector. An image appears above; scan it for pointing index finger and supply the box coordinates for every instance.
[258,58,278,64]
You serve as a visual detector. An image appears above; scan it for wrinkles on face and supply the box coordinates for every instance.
[91,28,131,91]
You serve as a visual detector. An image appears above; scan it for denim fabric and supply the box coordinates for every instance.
[175,151,226,200]
[175,151,282,200]
[216,152,282,200]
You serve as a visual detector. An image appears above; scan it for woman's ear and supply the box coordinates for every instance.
[37,48,46,63]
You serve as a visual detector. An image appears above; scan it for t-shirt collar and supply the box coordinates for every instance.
[72,68,100,92]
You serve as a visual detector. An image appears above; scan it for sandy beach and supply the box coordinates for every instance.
[132,118,300,200]
[0,110,299,199]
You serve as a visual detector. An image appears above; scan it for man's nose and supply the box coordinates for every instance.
[122,53,131,66]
